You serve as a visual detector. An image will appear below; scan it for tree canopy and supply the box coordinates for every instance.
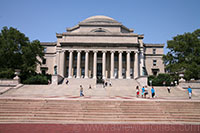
[0,26,44,79]
[163,29,200,80]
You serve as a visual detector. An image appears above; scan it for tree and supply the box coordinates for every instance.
[0,26,44,80]
[163,29,200,80]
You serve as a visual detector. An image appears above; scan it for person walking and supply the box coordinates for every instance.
[66,79,69,85]
[136,86,140,98]
[151,86,155,98]
[141,86,145,98]
[167,86,171,93]
[188,86,192,99]
[88,85,92,89]
[80,85,84,97]
[144,86,149,98]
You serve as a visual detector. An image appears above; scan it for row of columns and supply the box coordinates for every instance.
[58,50,139,79]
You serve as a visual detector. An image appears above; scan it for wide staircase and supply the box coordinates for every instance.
[0,99,200,124]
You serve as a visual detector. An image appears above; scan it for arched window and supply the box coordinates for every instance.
[91,28,110,33]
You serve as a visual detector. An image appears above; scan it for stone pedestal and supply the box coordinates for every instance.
[51,75,64,85]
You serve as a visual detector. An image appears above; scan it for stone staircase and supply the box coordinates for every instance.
[62,78,141,90]
[0,99,200,124]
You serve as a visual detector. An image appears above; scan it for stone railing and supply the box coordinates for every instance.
[179,80,200,89]
[0,79,19,87]
[135,76,148,87]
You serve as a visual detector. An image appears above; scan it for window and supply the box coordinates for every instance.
[130,68,133,78]
[66,67,69,77]
[122,68,126,78]
[122,55,126,62]
[81,55,85,60]
[94,28,106,32]
[42,58,46,64]
[114,55,118,61]
[114,68,118,78]
[152,69,158,76]
[42,69,46,75]
[66,55,69,60]
[131,55,134,62]
[153,60,157,66]
[73,67,77,77]
[74,55,77,61]
[153,49,156,54]
[94,29,106,32]
[81,67,85,76]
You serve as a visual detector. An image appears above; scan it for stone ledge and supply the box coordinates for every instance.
[0,79,19,87]
[0,84,23,95]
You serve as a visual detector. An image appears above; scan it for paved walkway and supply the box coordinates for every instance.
[0,124,200,133]
[0,84,200,100]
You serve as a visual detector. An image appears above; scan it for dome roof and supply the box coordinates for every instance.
[81,15,119,23]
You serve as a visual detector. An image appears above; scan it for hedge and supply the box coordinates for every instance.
[23,75,49,84]
[0,68,15,79]
[148,73,174,86]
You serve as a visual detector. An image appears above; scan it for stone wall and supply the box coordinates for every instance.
[0,79,19,87]
[135,76,148,87]
[179,80,200,89]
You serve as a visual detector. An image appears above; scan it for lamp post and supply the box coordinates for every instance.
[149,80,152,87]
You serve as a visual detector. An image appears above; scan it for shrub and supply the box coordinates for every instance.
[0,68,15,79]
[23,75,48,84]
[148,73,174,86]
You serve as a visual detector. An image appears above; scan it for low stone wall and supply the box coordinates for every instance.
[135,76,148,87]
[179,80,200,89]
[0,79,19,87]
[51,75,64,85]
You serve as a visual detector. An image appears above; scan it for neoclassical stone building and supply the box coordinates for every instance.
[38,15,164,85]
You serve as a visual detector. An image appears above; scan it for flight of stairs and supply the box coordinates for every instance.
[0,99,200,124]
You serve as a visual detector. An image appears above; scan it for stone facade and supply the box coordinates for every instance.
[37,15,165,82]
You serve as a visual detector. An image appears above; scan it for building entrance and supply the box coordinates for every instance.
[97,63,103,84]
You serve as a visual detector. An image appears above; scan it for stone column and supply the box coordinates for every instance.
[76,50,81,78]
[134,51,139,78]
[140,49,144,76]
[68,50,73,78]
[60,51,65,77]
[110,51,115,79]
[126,51,131,79]
[118,51,123,79]
[102,51,106,79]
[93,51,97,79]
[56,50,60,75]
[85,50,89,78]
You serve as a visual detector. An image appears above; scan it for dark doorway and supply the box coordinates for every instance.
[97,63,103,84]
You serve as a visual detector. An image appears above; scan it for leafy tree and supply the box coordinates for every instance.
[0,26,44,80]
[163,29,200,80]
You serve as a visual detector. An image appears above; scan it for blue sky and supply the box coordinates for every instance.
[0,0,200,54]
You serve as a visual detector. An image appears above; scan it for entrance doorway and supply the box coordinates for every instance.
[97,63,103,84]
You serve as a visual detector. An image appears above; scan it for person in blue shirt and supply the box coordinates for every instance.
[188,86,192,99]
[141,86,145,98]
[151,87,155,98]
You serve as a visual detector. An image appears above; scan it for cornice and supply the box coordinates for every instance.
[57,32,139,38]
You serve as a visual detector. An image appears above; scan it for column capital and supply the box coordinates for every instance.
[134,51,139,54]
[76,50,81,53]
[93,50,98,53]
[84,50,89,53]
[118,51,123,53]
[126,51,131,53]
[111,50,115,53]
[102,50,107,53]
[69,50,74,53]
